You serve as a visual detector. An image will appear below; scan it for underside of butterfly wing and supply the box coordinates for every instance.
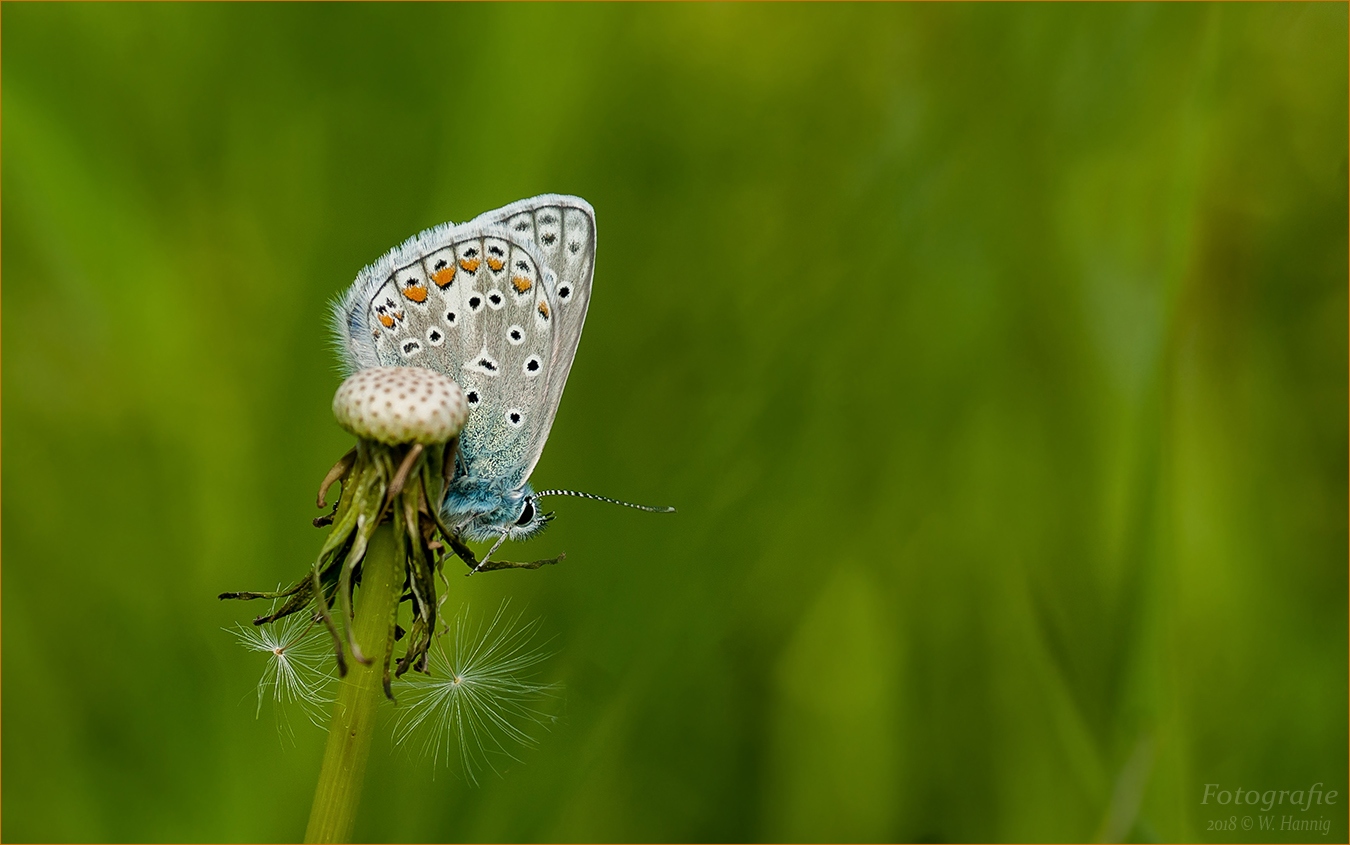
[333,195,595,541]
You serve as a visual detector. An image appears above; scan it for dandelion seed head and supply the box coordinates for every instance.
[229,600,337,742]
[393,600,559,785]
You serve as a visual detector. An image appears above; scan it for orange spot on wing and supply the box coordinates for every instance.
[459,258,481,273]
[432,267,456,287]
[511,276,532,294]
[378,313,396,329]
[486,257,505,272]
[537,301,550,319]
[394,310,406,322]
[402,283,429,303]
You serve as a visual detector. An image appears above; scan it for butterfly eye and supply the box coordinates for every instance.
[515,498,535,526]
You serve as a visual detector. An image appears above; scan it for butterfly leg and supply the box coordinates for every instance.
[441,436,460,494]
[422,490,564,574]
[443,531,561,572]
[470,532,512,574]
[455,441,468,479]
[446,533,481,570]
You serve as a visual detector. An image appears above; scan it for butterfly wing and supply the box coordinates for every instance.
[468,194,596,475]
[333,194,594,493]
[333,221,558,493]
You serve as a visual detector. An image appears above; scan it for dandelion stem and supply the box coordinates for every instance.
[304,521,399,844]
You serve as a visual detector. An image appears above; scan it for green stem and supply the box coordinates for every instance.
[304,522,399,844]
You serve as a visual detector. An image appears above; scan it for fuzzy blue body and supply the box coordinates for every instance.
[444,474,543,543]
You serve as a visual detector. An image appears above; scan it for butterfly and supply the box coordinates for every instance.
[332,195,671,568]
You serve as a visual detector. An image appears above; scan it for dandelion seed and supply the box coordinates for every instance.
[229,601,337,741]
[393,600,559,784]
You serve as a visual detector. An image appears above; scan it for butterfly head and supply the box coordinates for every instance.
[507,491,555,540]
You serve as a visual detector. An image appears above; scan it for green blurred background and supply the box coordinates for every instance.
[3,3,1346,842]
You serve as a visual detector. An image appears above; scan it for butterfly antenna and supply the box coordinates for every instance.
[534,489,676,514]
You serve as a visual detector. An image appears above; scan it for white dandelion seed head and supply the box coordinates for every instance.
[229,602,337,742]
[393,600,559,784]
